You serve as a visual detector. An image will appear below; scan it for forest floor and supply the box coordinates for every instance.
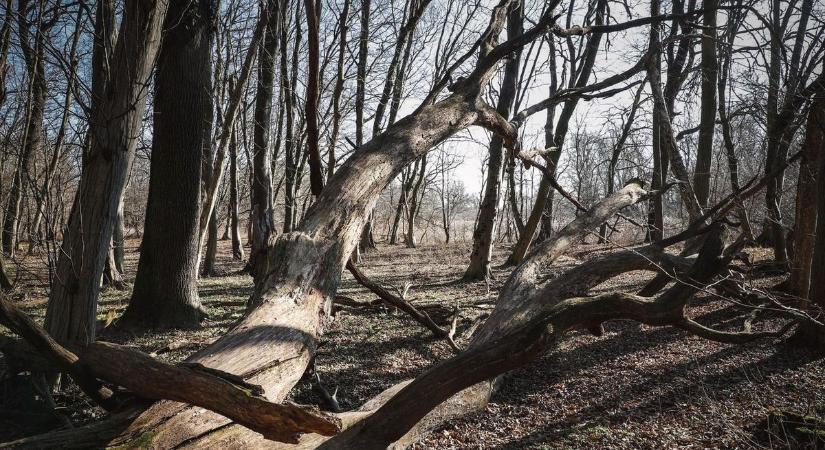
[1,237,824,449]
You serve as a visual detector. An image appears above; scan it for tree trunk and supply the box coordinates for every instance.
[327,0,350,181]
[360,214,377,250]
[405,156,427,248]
[512,80,556,258]
[102,247,126,291]
[202,208,219,277]
[120,0,212,330]
[45,0,168,346]
[390,166,415,244]
[539,0,606,241]
[30,8,82,249]
[3,0,47,256]
[764,0,790,263]
[717,3,754,240]
[798,90,825,348]
[282,0,301,233]
[355,0,370,149]
[113,200,125,273]
[647,59,703,222]
[230,126,244,261]
[248,0,280,278]
[693,0,717,208]
[464,1,522,280]
[788,89,824,299]
[0,254,13,290]
[506,152,525,237]
[304,0,324,196]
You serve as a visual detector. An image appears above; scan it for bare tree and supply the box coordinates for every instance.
[464,0,522,280]
[3,0,49,256]
[45,0,169,345]
[119,0,214,330]
[248,0,282,277]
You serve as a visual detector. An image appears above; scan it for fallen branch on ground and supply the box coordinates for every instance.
[346,260,460,353]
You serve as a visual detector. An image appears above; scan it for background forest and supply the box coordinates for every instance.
[0,0,824,447]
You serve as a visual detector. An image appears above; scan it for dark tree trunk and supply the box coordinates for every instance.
[390,166,415,244]
[120,0,212,330]
[464,1,522,280]
[45,0,168,346]
[600,82,644,242]
[788,89,824,299]
[248,0,280,277]
[304,0,324,196]
[506,152,525,237]
[102,246,126,291]
[798,88,825,348]
[202,208,219,277]
[360,214,377,250]
[229,126,244,261]
[282,0,301,233]
[646,0,665,242]
[355,0,370,148]
[693,0,717,208]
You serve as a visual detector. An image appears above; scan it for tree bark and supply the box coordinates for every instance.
[693,0,717,208]
[802,104,825,348]
[788,90,824,299]
[45,0,168,346]
[120,0,212,330]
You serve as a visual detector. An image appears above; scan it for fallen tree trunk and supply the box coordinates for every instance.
[78,343,340,443]
[1,295,340,444]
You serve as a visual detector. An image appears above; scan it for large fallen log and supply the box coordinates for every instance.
[0,295,340,444]
[78,342,341,443]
